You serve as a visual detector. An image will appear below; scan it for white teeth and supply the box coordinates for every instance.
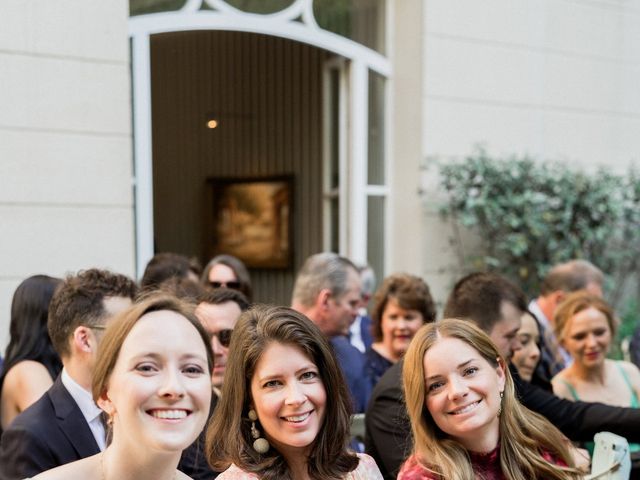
[284,412,311,422]
[450,401,479,415]
[151,409,188,419]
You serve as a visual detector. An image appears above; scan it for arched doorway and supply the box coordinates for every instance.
[130,0,390,302]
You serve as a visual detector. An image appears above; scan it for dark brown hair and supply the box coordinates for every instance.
[370,273,436,342]
[92,294,214,402]
[201,254,252,300]
[47,269,137,358]
[443,272,527,334]
[140,252,202,291]
[206,305,358,479]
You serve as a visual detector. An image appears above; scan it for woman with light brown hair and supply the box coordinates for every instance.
[398,318,580,480]
[206,305,382,479]
[30,294,214,480]
[552,291,640,455]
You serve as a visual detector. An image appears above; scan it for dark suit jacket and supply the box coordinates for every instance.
[365,361,640,480]
[0,376,100,480]
[331,336,370,413]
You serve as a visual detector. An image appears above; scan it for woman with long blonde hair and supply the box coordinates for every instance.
[399,318,581,480]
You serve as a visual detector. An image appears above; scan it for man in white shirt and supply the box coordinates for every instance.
[0,269,136,480]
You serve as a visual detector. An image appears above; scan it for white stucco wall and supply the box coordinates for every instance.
[0,0,135,351]
[401,0,640,303]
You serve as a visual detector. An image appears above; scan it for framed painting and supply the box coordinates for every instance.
[206,176,293,269]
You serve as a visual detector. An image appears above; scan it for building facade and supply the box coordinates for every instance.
[1,0,639,348]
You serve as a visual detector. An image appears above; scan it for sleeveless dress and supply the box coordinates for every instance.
[217,452,383,479]
[557,361,640,454]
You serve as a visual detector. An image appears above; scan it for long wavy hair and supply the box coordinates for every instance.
[206,305,359,479]
[0,275,63,394]
[403,319,581,480]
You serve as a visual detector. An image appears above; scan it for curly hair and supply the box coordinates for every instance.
[47,269,137,358]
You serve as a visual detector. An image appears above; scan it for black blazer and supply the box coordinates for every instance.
[0,375,100,480]
[365,361,640,480]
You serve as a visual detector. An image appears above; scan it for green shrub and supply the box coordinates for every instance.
[438,148,640,307]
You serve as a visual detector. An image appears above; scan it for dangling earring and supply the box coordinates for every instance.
[248,409,270,454]
[497,391,504,417]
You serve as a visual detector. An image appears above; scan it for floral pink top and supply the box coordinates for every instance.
[217,453,383,479]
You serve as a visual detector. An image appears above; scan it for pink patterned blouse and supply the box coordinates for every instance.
[217,453,383,479]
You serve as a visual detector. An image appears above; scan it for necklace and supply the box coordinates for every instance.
[100,451,177,480]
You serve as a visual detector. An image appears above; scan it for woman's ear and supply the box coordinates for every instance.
[97,389,115,417]
[495,357,507,392]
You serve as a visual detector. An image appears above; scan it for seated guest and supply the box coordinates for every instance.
[291,253,369,412]
[365,274,436,389]
[206,305,383,479]
[201,254,253,301]
[29,294,213,480]
[552,292,640,454]
[366,272,640,479]
[178,286,249,480]
[511,310,542,382]
[0,269,136,480]
[399,319,581,479]
[140,252,202,291]
[349,264,376,353]
[1,275,62,432]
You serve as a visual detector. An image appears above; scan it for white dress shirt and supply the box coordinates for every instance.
[61,368,106,451]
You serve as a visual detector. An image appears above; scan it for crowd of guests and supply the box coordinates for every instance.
[0,253,638,479]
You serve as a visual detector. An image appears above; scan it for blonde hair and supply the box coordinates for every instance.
[403,319,581,480]
[554,291,616,344]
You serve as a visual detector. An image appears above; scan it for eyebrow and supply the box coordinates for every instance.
[130,352,207,363]
[255,363,318,383]
[426,358,474,381]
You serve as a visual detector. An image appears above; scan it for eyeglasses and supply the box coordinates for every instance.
[89,324,107,331]
[211,329,234,347]
[209,281,241,290]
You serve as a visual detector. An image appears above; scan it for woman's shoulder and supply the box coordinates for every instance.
[30,455,99,479]
[551,370,577,399]
[216,464,259,480]
[397,454,438,480]
[341,453,383,479]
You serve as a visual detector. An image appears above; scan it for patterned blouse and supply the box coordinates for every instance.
[217,453,383,479]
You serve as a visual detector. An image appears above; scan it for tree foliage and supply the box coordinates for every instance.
[438,149,640,306]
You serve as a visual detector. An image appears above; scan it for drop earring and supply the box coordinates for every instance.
[497,390,504,417]
[248,409,270,454]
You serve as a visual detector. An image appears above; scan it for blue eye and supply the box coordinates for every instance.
[300,371,318,381]
[428,381,443,392]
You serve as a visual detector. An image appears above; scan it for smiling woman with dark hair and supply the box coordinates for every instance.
[206,305,382,480]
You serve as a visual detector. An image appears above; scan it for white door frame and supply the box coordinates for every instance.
[129,0,391,275]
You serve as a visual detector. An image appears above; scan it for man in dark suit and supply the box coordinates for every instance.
[365,272,640,479]
[291,253,370,412]
[0,269,136,480]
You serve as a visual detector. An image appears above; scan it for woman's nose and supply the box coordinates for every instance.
[447,376,469,400]
[284,383,307,406]
[159,368,186,399]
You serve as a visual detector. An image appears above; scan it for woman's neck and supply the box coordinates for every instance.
[102,443,180,480]
[280,447,312,480]
[457,421,500,454]
[371,342,399,363]
[567,359,607,385]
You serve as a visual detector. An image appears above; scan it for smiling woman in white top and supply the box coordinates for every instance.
[30,294,214,480]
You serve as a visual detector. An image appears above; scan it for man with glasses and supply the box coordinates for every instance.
[194,287,249,396]
[0,269,136,480]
